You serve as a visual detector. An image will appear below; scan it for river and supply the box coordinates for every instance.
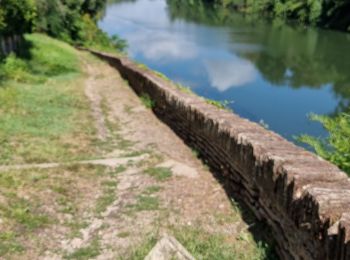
[99,0,350,143]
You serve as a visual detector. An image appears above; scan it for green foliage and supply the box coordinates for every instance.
[77,14,127,52]
[299,113,350,174]
[1,0,126,54]
[0,0,36,36]
[140,93,155,109]
[0,53,33,82]
[206,98,233,110]
[175,0,350,30]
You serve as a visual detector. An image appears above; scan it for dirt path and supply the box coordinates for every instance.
[0,52,270,260]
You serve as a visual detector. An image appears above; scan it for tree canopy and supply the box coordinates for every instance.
[0,0,107,39]
[0,0,126,52]
[181,0,350,31]
[0,0,36,36]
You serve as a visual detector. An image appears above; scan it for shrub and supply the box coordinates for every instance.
[299,113,350,175]
[0,53,31,83]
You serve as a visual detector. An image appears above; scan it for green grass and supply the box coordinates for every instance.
[0,195,50,231]
[154,71,170,82]
[117,231,130,238]
[95,180,118,214]
[205,98,233,110]
[144,185,162,195]
[144,167,172,181]
[172,226,273,260]
[140,93,155,109]
[173,227,235,260]
[127,195,160,212]
[175,83,194,94]
[0,232,24,256]
[125,234,158,260]
[108,165,127,177]
[66,239,101,260]
[0,164,111,258]
[0,33,97,165]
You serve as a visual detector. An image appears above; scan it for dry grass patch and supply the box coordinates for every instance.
[0,164,115,258]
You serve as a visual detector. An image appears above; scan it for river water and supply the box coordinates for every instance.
[99,0,350,143]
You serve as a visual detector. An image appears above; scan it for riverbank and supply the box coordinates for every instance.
[0,34,273,259]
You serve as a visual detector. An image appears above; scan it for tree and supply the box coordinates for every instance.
[0,0,36,36]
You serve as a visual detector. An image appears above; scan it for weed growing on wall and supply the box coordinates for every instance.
[140,93,155,109]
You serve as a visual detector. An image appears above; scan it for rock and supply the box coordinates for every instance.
[144,235,195,260]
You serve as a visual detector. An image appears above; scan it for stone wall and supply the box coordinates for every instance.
[88,50,350,260]
[0,35,22,56]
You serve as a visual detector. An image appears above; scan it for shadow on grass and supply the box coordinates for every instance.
[0,37,33,61]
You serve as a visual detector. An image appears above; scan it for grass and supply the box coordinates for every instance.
[95,180,118,214]
[117,231,130,238]
[140,93,155,109]
[205,98,233,110]
[176,83,194,94]
[0,232,24,256]
[172,226,274,260]
[173,226,236,259]
[125,234,158,260]
[127,195,160,213]
[108,165,127,177]
[0,34,97,165]
[144,185,162,195]
[144,167,172,181]
[0,164,111,258]
[154,71,170,82]
[66,239,101,260]
[122,223,275,260]
[0,196,50,230]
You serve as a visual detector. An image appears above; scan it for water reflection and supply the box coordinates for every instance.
[127,31,198,61]
[99,0,350,141]
[204,58,257,91]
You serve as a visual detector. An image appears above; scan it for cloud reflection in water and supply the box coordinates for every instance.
[204,58,257,91]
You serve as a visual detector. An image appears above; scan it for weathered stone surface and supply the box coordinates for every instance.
[88,50,350,260]
[145,235,195,260]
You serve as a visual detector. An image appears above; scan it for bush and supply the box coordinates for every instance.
[0,53,30,82]
[77,14,127,52]
[299,113,350,175]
